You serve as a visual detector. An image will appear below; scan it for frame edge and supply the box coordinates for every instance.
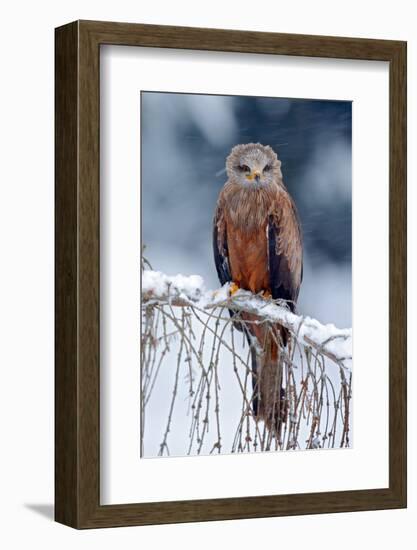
[55,20,80,529]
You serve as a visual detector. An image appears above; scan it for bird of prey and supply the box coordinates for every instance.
[213,143,303,433]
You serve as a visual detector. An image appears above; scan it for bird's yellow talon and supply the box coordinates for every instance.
[262,290,272,300]
[229,282,240,296]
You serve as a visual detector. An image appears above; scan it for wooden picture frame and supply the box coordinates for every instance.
[55,20,407,528]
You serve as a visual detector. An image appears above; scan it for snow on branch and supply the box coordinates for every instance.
[142,269,352,368]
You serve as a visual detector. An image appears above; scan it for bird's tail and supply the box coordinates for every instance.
[246,324,288,435]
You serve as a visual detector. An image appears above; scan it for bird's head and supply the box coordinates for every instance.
[225,143,282,188]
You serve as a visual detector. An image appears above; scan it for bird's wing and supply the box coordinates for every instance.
[268,193,303,312]
[213,199,232,286]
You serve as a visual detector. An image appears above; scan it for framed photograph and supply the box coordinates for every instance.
[55,20,406,528]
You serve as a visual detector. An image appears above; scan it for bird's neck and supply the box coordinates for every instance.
[222,181,282,233]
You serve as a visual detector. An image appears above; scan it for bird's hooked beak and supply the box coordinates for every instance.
[246,170,261,183]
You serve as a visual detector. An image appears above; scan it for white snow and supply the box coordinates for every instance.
[142,270,206,303]
[142,269,352,366]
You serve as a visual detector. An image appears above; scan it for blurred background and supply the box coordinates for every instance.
[141,91,352,328]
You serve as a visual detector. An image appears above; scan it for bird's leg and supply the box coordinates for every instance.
[229,282,240,296]
[261,290,272,300]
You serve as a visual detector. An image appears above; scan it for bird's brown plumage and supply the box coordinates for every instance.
[213,143,303,433]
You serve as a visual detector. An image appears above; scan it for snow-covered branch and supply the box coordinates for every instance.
[142,269,352,368]
[141,268,352,455]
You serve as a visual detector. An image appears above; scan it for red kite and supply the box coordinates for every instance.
[213,143,303,432]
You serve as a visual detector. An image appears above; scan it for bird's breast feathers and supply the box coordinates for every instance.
[215,180,302,296]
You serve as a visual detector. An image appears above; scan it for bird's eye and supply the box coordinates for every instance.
[263,164,272,172]
[239,164,250,173]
